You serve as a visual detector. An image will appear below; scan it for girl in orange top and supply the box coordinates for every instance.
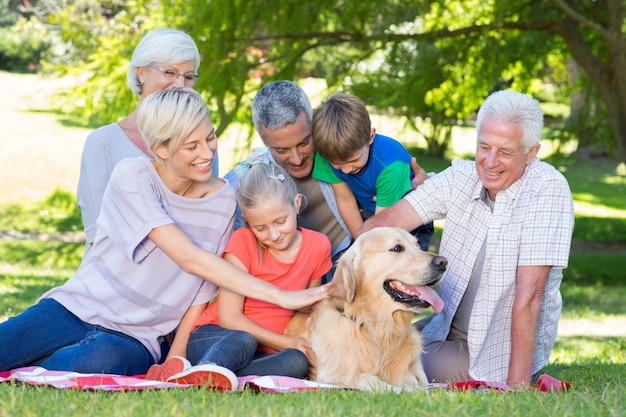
[146,162,331,390]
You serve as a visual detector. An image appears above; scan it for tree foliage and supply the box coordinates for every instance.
[36,1,161,126]
[32,0,626,163]
[0,0,50,72]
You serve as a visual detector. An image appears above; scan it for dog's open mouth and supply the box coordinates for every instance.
[384,280,444,313]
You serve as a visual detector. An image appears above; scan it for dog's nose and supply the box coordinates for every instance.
[432,256,447,270]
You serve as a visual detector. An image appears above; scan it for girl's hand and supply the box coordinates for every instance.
[292,336,311,354]
[291,336,316,366]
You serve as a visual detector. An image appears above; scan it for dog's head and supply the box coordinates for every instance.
[329,227,445,314]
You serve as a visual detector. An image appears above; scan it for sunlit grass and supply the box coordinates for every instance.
[551,336,626,365]
[0,89,624,415]
[0,263,71,320]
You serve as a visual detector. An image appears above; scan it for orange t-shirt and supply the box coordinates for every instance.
[193,227,331,353]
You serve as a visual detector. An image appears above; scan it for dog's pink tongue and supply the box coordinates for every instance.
[415,286,444,313]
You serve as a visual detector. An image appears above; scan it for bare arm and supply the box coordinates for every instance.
[165,303,207,359]
[508,265,551,389]
[218,253,314,353]
[298,276,322,314]
[218,287,303,352]
[356,198,425,237]
[148,224,327,310]
[331,182,363,237]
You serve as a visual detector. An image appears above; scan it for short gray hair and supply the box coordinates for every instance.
[137,87,208,164]
[251,80,312,141]
[127,28,200,95]
[475,90,544,151]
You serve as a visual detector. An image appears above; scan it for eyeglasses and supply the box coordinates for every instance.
[147,63,199,86]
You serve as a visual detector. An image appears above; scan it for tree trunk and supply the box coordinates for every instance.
[554,2,626,163]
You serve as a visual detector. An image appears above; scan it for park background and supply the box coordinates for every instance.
[0,1,625,416]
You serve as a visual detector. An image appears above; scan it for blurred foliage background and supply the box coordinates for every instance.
[2,0,625,164]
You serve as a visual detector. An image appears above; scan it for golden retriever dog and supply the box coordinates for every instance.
[284,227,446,392]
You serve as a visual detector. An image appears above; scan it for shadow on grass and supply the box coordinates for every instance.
[0,270,70,318]
[546,335,626,395]
[404,147,452,173]
[0,241,83,270]
[560,284,626,317]
[572,216,626,244]
[0,189,83,234]
[27,108,100,129]
[545,158,626,213]
[565,254,626,288]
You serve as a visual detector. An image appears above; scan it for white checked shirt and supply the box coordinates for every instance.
[406,158,574,382]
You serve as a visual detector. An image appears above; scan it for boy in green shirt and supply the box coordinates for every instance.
[312,93,434,251]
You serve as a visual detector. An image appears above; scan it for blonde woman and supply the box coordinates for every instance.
[0,88,326,376]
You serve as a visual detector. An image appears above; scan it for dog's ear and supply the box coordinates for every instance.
[331,246,360,303]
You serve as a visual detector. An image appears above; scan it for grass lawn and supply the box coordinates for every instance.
[0,72,625,416]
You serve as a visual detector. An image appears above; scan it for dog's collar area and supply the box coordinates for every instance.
[335,304,358,323]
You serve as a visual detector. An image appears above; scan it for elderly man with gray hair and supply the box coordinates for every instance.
[358,90,575,389]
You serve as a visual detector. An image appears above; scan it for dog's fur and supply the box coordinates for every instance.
[284,227,446,392]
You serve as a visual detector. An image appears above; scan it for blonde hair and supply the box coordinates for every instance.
[238,163,300,263]
[312,93,371,163]
[238,163,299,215]
[136,87,208,164]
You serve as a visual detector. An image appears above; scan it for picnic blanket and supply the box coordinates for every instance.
[0,367,570,393]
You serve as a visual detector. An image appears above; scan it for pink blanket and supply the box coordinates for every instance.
[0,367,570,393]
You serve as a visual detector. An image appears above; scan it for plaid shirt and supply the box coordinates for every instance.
[406,158,574,382]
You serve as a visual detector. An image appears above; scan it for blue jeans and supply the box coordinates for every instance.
[412,222,435,252]
[0,298,153,375]
[186,324,310,378]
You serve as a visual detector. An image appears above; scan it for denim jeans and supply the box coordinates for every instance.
[186,324,310,378]
[0,298,153,375]
[412,222,435,252]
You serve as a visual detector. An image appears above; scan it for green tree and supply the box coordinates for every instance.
[38,0,625,163]
[175,0,623,161]
[0,0,20,27]
[34,0,260,149]
[37,0,160,126]
[345,3,567,157]
[0,0,50,71]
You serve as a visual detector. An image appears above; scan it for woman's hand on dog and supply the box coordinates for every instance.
[278,285,328,310]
